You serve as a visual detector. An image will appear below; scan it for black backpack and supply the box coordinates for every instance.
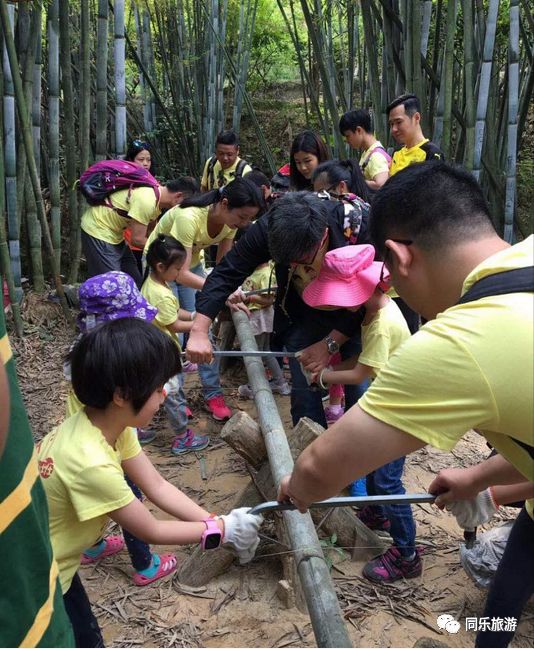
[207,156,248,190]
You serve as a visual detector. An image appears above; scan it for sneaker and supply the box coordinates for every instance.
[357,506,391,532]
[349,478,368,498]
[183,360,198,373]
[362,547,422,583]
[171,429,210,455]
[238,384,254,399]
[137,428,156,445]
[185,405,193,419]
[324,404,344,424]
[205,395,232,421]
[270,378,291,395]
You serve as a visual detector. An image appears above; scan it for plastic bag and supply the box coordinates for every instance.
[459,521,513,589]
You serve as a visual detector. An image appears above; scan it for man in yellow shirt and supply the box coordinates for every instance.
[81,180,185,287]
[339,109,391,190]
[200,130,252,191]
[388,94,444,176]
[279,162,533,648]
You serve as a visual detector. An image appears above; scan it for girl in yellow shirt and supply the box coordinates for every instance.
[142,235,209,455]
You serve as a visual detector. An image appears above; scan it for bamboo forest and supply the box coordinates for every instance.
[0,1,532,333]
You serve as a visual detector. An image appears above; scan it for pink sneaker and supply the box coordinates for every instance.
[362,547,422,583]
[171,429,209,455]
[324,404,344,424]
[205,395,232,421]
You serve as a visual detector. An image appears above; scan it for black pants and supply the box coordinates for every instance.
[63,572,104,648]
[81,231,142,288]
[476,507,534,647]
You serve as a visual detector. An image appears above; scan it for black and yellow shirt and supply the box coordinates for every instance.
[390,138,444,176]
[0,285,73,647]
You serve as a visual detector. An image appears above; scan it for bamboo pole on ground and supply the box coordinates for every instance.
[504,0,519,243]
[47,0,61,259]
[114,0,126,157]
[0,0,72,323]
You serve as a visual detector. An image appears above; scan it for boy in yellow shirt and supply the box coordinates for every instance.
[303,244,419,583]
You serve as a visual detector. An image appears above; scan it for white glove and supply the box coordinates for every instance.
[295,351,313,386]
[446,487,499,529]
[221,507,263,564]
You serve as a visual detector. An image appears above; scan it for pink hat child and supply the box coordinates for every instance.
[303,244,388,309]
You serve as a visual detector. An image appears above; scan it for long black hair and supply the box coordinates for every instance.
[312,159,373,204]
[289,131,330,191]
[179,176,264,211]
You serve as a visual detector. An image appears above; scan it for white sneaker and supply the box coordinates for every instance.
[270,379,291,395]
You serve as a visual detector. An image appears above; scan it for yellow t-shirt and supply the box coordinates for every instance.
[390,139,444,176]
[201,157,252,190]
[359,141,390,181]
[144,205,236,267]
[242,262,275,312]
[37,410,141,592]
[141,274,181,348]
[358,298,410,377]
[81,187,161,245]
[359,236,534,515]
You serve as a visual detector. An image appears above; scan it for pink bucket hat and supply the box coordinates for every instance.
[303,244,385,308]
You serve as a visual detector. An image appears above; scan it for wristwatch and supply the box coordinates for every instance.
[324,335,339,355]
[200,518,222,550]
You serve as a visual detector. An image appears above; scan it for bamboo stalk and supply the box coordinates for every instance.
[361,0,385,141]
[0,0,72,323]
[473,0,499,181]
[47,0,61,259]
[441,0,457,159]
[95,0,108,160]
[2,2,21,299]
[462,0,476,170]
[114,0,126,157]
[504,0,519,243]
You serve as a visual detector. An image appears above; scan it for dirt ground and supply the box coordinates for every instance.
[11,295,534,648]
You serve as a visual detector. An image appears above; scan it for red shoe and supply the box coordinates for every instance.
[205,395,232,421]
[185,405,193,419]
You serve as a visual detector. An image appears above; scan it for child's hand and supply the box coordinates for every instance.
[221,507,263,564]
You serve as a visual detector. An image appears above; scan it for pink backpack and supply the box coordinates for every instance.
[78,160,160,217]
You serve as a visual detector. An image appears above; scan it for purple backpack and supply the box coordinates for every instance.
[78,160,160,217]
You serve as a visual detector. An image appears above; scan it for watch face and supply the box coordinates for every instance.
[204,532,222,550]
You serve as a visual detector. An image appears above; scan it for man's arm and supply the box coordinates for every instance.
[278,405,425,511]
[366,171,389,190]
[129,219,149,248]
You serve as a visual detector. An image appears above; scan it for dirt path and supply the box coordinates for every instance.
[12,296,533,648]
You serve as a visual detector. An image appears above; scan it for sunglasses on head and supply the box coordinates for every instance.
[132,139,150,150]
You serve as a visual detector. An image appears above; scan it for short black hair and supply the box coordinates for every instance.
[69,319,181,413]
[146,235,186,272]
[165,176,200,195]
[312,159,372,204]
[246,169,270,188]
[267,192,328,265]
[370,162,496,257]
[339,109,373,134]
[215,130,239,148]
[386,93,421,117]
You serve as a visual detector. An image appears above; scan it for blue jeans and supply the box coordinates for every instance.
[163,373,188,435]
[366,457,416,557]
[122,477,152,571]
[174,263,222,401]
[283,319,368,428]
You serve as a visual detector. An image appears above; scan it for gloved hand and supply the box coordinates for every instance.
[221,507,263,564]
[295,351,314,386]
[446,487,499,529]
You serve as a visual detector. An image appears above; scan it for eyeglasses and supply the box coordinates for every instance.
[291,229,329,266]
[380,239,413,284]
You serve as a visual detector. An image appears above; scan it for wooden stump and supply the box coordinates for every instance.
[221,412,266,468]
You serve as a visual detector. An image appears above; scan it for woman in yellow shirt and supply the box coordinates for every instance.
[144,177,264,422]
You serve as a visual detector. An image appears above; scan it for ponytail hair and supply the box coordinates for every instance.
[145,235,186,278]
[179,176,265,212]
[312,159,373,204]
